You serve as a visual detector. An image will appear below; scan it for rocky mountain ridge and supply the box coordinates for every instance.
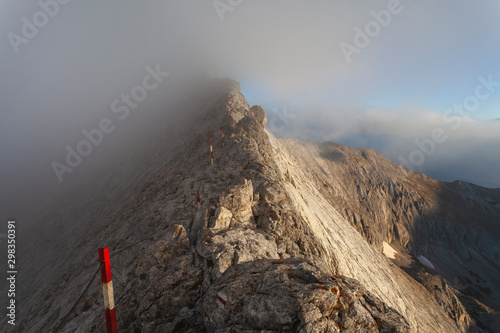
[3,78,499,332]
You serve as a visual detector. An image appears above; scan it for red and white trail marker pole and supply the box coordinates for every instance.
[98,247,118,333]
[210,139,214,166]
[196,190,200,209]
[221,128,224,147]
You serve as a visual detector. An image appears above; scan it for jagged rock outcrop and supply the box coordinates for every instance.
[248,105,267,127]
[218,179,254,224]
[415,273,476,331]
[4,78,499,333]
[200,258,410,332]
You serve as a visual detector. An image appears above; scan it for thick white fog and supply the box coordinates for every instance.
[1,0,499,224]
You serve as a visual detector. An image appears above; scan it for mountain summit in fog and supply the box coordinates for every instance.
[4,79,499,332]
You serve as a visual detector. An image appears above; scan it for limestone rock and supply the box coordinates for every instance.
[200,258,410,332]
[219,179,254,222]
[196,228,280,280]
[211,207,232,230]
[249,105,267,127]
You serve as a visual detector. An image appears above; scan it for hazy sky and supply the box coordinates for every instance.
[1,1,499,221]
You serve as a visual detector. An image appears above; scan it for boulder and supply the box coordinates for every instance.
[249,105,267,127]
[211,207,232,230]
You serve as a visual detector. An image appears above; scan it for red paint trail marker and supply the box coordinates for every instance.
[216,292,227,309]
[210,139,214,166]
[98,247,118,333]
[196,190,200,209]
[221,128,224,147]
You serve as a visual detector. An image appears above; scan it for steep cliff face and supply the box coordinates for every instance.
[271,137,500,331]
[3,79,498,332]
